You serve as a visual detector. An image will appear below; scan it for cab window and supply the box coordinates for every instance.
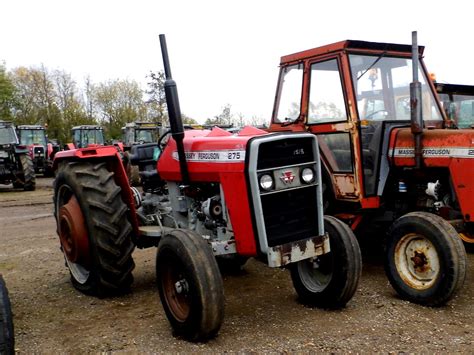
[308,59,348,124]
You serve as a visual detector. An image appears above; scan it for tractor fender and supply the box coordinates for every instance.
[14,145,28,154]
[53,146,139,236]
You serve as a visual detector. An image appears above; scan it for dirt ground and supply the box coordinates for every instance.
[0,177,472,353]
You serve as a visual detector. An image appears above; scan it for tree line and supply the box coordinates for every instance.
[0,63,267,144]
[0,63,196,143]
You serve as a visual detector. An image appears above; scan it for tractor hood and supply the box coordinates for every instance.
[388,128,474,167]
[158,126,268,181]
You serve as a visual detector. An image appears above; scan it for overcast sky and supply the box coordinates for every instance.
[2,0,473,123]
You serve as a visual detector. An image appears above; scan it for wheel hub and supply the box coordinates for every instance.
[395,233,439,290]
[58,195,90,266]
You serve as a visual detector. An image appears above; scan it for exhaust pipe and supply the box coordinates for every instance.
[159,34,190,184]
[410,31,423,169]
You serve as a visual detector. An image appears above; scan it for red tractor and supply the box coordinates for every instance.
[269,32,468,306]
[66,125,105,150]
[16,124,58,176]
[52,35,362,341]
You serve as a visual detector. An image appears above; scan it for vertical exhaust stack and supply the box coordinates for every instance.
[410,31,423,169]
[159,34,190,184]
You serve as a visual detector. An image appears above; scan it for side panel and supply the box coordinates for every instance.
[220,173,257,256]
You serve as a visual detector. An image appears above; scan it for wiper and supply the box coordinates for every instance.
[281,116,298,127]
[357,51,387,81]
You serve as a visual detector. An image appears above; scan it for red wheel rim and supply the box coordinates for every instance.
[58,195,90,266]
[161,258,191,322]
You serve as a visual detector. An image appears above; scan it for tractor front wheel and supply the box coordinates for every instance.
[54,161,135,296]
[156,229,224,342]
[0,275,14,355]
[290,215,362,308]
[385,211,466,306]
[13,154,35,191]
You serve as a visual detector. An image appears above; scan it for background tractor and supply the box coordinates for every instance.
[0,121,35,191]
[16,124,58,176]
[66,125,105,150]
[121,121,162,185]
[52,35,362,342]
[435,82,474,129]
[269,32,467,306]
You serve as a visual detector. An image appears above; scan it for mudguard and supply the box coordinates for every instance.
[53,145,140,236]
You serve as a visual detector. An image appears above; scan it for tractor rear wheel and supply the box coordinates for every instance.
[290,215,362,308]
[156,229,224,342]
[385,211,466,306]
[54,161,135,296]
[0,275,14,355]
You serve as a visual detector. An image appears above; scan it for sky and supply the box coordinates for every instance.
[2,0,474,123]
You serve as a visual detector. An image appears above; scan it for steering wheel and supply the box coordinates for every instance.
[366,110,388,120]
[157,129,172,151]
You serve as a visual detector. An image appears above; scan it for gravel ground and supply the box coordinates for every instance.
[0,177,472,353]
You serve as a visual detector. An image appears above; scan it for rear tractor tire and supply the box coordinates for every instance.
[54,161,135,296]
[156,229,225,342]
[385,211,466,306]
[290,215,362,308]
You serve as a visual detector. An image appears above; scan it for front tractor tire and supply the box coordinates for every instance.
[54,161,135,297]
[385,212,466,306]
[290,215,362,309]
[13,154,35,191]
[0,276,14,355]
[156,229,225,342]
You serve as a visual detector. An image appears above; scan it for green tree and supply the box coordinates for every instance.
[0,62,16,120]
[93,79,147,140]
[145,70,167,124]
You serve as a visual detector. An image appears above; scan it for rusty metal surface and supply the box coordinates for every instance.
[58,195,90,266]
[267,234,330,268]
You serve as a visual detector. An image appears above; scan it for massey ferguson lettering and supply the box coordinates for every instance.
[391,147,474,158]
[173,150,246,163]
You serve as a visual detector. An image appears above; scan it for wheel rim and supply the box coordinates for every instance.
[459,232,474,244]
[57,186,91,285]
[394,233,439,290]
[297,254,333,292]
[161,255,191,322]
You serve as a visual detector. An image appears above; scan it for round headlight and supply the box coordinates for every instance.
[259,174,274,191]
[301,167,314,183]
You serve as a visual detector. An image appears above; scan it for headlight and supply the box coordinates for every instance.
[259,174,274,191]
[301,167,314,184]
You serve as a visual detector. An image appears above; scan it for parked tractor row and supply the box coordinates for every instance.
[49,33,469,342]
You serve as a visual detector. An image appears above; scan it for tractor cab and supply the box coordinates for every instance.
[70,125,105,149]
[435,82,474,129]
[270,40,446,203]
[122,121,161,148]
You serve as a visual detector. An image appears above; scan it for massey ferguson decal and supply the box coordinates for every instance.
[280,171,296,184]
[172,150,246,163]
[390,147,474,158]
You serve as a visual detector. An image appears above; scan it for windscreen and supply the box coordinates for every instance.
[19,129,47,146]
[0,126,18,144]
[349,54,442,121]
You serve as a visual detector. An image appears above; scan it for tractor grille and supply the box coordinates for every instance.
[247,134,322,252]
[257,137,314,169]
[261,185,318,247]
[34,146,44,157]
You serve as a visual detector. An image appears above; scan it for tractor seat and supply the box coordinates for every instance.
[129,143,161,190]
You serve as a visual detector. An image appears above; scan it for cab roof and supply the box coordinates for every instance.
[280,40,425,65]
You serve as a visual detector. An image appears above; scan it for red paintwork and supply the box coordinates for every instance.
[158,128,269,256]
[54,146,139,234]
[389,128,474,219]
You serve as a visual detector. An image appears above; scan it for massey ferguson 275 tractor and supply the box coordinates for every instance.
[269,32,468,306]
[52,35,362,341]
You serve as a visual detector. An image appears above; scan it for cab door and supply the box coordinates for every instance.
[305,56,364,202]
